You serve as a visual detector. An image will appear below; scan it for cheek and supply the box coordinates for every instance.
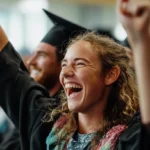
[42,60,54,69]
[36,59,45,66]
[59,72,63,86]
[84,80,104,104]
[84,73,104,94]
[81,70,101,84]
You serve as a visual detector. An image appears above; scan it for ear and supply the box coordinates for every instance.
[104,66,120,85]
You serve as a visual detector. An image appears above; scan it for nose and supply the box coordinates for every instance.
[60,65,74,78]
[26,55,36,66]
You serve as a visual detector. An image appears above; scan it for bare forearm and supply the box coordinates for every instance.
[133,42,150,124]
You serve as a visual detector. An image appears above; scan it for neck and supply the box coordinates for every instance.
[77,87,111,134]
[48,81,62,97]
[77,105,105,134]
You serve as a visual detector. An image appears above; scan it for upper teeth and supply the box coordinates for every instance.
[65,83,82,89]
[30,69,40,75]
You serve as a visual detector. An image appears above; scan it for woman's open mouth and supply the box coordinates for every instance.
[65,83,83,98]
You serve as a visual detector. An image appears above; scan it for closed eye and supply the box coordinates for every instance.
[74,58,89,67]
[75,62,86,67]
[61,63,67,68]
[76,62,85,66]
[37,51,47,57]
[38,54,46,57]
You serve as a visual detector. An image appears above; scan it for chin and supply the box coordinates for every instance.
[68,105,76,111]
[68,107,74,111]
[34,75,44,83]
[34,77,41,82]
[68,105,80,112]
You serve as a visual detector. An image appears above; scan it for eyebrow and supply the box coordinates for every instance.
[62,58,90,63]
[37,51,48,55]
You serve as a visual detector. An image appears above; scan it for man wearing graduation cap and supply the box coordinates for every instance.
[27,9,86,98]
[0,9,87,150]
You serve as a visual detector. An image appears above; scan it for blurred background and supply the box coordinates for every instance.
[0,0,127,55]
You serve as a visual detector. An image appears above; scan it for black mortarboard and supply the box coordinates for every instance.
[41,9,88,51]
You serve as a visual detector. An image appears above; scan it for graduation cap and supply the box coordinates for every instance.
[41,9,88,51]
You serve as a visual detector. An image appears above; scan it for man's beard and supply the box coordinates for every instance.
[37,73,60,91]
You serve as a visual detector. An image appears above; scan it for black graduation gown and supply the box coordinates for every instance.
[0,41,149,150]
[115,111,141,150]
[0,129,20,150]
[0,91,61,150]
[0,42,58,149]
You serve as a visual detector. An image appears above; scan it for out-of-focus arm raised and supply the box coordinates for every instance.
[0,26,8,52]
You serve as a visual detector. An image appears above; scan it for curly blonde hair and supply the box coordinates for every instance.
[48,32,139,147]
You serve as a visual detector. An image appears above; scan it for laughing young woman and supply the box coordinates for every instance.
[0,27,140,150]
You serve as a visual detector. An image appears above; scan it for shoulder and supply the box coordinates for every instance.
[115,111,141,150]
[140,122,150,150]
